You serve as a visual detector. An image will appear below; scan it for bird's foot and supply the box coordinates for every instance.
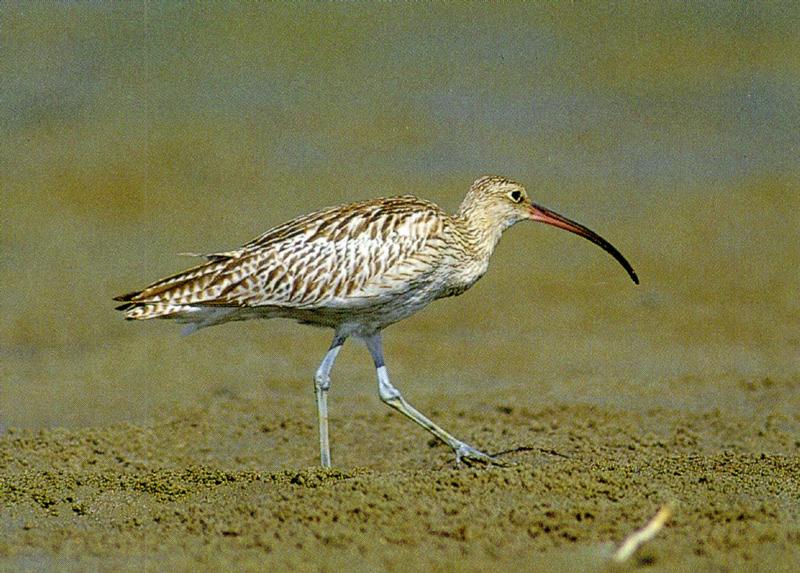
[452,441,509,467]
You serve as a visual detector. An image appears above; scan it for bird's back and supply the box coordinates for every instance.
[115,196,450,332]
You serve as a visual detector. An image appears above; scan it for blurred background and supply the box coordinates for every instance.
[2,3,798,431]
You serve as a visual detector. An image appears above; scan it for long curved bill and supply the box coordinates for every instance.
[528,203,639,284]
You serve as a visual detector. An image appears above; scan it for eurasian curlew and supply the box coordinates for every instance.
[115,175,638,467]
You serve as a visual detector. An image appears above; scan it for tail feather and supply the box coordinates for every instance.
[114,259,229,307]
[118,299,238,337]
[115,249,258,325]
[113,290,141,303]
[120,301,197,321]
[132,260,227,300]
[114,258,234,321]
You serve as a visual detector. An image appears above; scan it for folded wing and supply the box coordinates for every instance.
[115,196,446,321]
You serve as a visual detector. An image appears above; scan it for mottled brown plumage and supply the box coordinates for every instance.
[116,195,450,334]
[116,175,637,467]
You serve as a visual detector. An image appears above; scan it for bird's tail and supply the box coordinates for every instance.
[114,256,233,321]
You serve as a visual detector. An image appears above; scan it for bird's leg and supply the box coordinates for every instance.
[364,334,504,467]
[313,334,346,468]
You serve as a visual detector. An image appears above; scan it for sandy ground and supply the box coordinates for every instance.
[1,377,799,572]
[3,4,800,572]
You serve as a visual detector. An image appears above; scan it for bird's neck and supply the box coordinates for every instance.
[452,209,506,262]
[434,213,504,299]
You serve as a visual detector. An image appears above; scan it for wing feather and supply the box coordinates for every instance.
[115,196,446,318]
[231,197,446,308]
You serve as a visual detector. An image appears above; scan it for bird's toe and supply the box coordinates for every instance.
[453,442,508,467]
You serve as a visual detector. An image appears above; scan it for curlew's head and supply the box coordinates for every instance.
[458,175,639,284]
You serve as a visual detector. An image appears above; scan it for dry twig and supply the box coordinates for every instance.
[613,503,674,562]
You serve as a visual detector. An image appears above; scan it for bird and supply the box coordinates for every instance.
[115,175,638,467]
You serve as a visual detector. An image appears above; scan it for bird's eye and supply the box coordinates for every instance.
[509,190,524,203]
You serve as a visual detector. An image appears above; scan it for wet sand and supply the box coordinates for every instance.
[2,382,799,572]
